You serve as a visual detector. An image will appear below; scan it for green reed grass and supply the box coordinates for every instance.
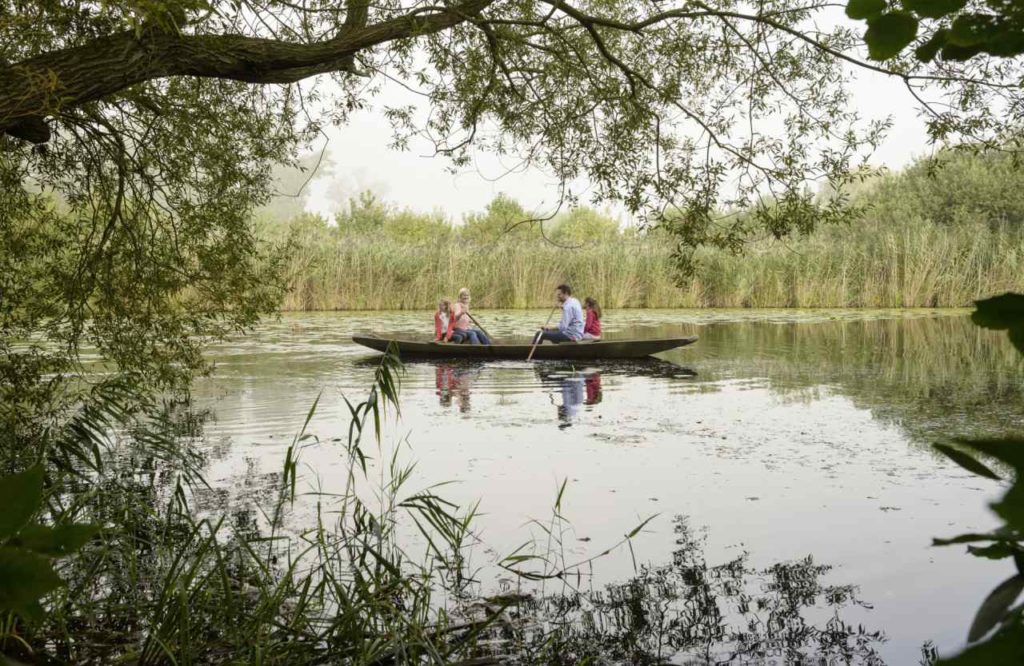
[275,217,1024,311]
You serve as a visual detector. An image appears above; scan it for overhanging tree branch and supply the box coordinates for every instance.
[0,0,494,143]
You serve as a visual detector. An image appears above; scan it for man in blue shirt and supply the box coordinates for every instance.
[533,284,585,344]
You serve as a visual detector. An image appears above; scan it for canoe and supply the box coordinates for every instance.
[351,334,698,360]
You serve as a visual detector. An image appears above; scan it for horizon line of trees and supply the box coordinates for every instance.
[261,147,1024,247]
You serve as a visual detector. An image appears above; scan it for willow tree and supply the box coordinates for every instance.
[2,0,1022,427]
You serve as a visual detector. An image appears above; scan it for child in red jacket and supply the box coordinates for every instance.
[583,297,602,340]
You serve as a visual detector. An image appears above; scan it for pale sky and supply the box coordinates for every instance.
[303,37,934,223]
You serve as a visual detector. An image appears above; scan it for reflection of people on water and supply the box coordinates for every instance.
[557,376,585,426]
[584,373,602,405]
[552,369,601,428]
[435,363,477,413]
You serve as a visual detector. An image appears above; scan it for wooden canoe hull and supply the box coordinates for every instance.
[351,335,698,360]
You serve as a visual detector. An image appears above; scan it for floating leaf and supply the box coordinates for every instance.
[0,547,63,620]
[11,524,101,557]
[968,574,1024,642]
[847,0,886,20]
[902,0,968,19]
[0,466,44,541]
[935,443,1001,480]
[865,12,920,60]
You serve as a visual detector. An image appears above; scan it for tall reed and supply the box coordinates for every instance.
[276,219,1024,310]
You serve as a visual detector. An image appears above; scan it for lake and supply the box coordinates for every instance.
[192,309,1023,664]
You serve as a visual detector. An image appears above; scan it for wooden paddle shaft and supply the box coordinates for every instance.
[465,312,493,341]
[526,305,559,361]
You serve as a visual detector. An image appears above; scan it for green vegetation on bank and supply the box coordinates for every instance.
[267,150,1024,310]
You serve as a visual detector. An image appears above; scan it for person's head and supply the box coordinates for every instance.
[458,287,470,304]
[584,296,601,319]
[438,297,451,313]
[555,283,572,303]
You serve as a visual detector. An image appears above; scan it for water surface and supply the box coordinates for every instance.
[193,310,1024,663]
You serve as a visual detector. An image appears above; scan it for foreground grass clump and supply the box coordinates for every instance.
[266,149,1024,310]
[1,353,494,664]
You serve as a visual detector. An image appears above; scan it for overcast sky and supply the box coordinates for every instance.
[302,41,934,223]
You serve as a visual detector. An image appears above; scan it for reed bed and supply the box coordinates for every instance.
[276,219,1024,311]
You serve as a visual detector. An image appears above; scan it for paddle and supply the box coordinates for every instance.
[526,305,559,361]
[465,312,493,344]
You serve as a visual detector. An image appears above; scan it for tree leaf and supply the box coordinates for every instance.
[902,0,968,19]
[1010,328,1024,357]
[949,14,998,47]
[915,28,949,62]
[967,543,1019,560]
[956,438,1024,475]
[972,293,1024,354]
[941,622,1024,664]
[968,574,1024,642]
[934,533,1004,546]
[10,524,101,557]
[957,438,1024,532]
[941,41,984,61]
[847,0,887,20]
[934,443,1002,480]
[983,29,1024,58]
[0,466,44,541]
[0,547,63,620]
[865,12,920,60]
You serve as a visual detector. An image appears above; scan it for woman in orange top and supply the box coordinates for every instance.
[446,288,491,345]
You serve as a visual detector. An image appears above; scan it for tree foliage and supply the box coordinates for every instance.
[4,1,1023,242]
[847,0,1024,62]
[867,148,1024,229]
[548,206,621,245]
[460,193,539,243]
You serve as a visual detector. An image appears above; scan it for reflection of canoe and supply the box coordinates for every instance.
[352,334,698,360]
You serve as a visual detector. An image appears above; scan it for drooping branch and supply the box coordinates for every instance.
[0,0,493,144]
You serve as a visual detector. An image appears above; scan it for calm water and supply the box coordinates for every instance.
[193,310,1024,664]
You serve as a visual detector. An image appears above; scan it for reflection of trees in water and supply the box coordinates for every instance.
[667,316,1024,443]
[482,517,885,665]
